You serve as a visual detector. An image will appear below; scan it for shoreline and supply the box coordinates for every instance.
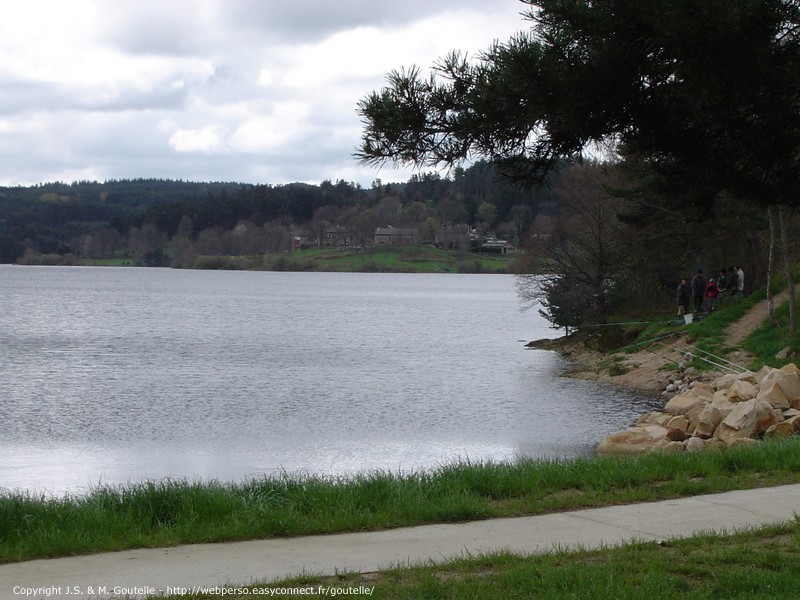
[528,335,688,396]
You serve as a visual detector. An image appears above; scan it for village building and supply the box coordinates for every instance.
[480,239,516,254]
[324,226,350,247]
[373,226,419,246]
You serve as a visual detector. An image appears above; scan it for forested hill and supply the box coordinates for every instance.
[0,179,248,262]
[0,162,557,264]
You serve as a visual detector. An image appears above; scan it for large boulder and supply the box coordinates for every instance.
[755,365,777,383]
[764,414,800,438]
[664,393,707,416]
[714,372,758,391]
[694,397,734,439]
[725,379,759,403]
[715,398,783,446]
[667,415,689,432]
[653,439,686,453]
[685,403,707,434]
[596,425,669,455]
[636,412,672,427]
[685,436,706,453]
[756,380,790,409]
[778,363,800,377]
[760,365,800,407]
[688,382,715,399]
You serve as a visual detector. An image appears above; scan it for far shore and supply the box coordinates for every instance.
[12,245,525,275]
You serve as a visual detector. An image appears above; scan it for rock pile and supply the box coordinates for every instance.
[596,364,800,454]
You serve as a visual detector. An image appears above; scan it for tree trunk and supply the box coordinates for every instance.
[778,207,797,333]
[767,207,778,326]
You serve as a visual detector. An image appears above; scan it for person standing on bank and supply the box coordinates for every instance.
[705,278,719,313]
[736,266,745,300]
[691,269,706,312]
[677,278,691,317]
[726,267,739,301]
[716,269,727,306]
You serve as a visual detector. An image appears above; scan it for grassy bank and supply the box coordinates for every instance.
[70,246,520,273]
[283,246,517,273]
[4,438,800,563]
[608,286,800,373]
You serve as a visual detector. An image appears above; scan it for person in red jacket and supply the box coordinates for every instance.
[705,278,719,313]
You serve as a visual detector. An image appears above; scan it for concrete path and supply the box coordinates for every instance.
[3,484,800,599]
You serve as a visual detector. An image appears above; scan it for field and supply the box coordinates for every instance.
[267,245,519,273]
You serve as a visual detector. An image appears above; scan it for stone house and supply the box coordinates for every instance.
[324,226,350,247]
[374,226,419,246]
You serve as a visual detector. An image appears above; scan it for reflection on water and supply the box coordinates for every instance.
[0,266,661,495]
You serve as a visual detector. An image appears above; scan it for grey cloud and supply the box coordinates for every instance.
[219,0,523,42]
[0,79,56,115]
[0,78,188,115]
[79,83,189,112]
[99,1,221,56]
[99,0,522,54]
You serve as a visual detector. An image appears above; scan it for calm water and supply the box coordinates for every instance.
[0,266,660,495]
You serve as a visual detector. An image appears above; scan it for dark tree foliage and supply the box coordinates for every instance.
[356,0,800,330]
[0,165,550,263]
[356,0,800,212]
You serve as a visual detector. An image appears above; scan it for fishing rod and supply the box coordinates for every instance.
[604,331,689,367]
[635,342,684,368]
[686,346,754,374]
[653,342,752,375]
[653,344,737,374]
[616,331,746,375]
[580,320,677,328]
[613,330,689,354]
[594,318,753,375]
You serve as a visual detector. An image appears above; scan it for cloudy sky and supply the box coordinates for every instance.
[0,1,529,188]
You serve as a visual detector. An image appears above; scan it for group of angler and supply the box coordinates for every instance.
[677,267,744,316]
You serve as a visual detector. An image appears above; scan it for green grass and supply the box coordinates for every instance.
[744,299,800,370]
[69,246,519,273]
[4,438,800,564]
[245,522,800,599]
[284,246,518,273]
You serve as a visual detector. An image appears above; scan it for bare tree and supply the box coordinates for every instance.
[518,162,629,329]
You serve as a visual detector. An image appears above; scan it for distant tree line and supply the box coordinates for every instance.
[0,162,552,266]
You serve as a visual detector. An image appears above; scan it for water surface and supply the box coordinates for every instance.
[0,266,660,495]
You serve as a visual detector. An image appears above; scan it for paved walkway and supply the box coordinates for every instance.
[3,484,800,599]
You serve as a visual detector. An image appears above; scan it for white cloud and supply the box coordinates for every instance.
[169,124,228,153]
[0,0,529,187]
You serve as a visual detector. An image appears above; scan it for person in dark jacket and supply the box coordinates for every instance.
[716,269,728,306]
[677,278,691,316]
[725,267,739,301]
[691,269,706,312]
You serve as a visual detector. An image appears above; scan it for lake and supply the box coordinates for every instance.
[0,266,661,495]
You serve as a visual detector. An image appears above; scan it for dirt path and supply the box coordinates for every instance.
[725,289,789,346]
